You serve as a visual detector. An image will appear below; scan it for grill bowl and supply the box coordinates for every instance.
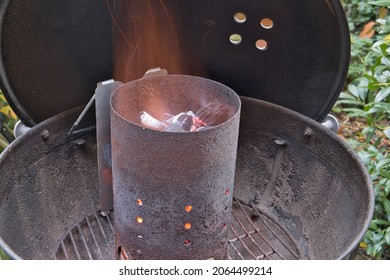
[0,96,374,259]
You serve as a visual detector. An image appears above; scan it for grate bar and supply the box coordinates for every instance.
[234,198,301,259]
[228,238,246,260]
[86,216,104,259]
[77,224,93,260]
[229,223,260,260]
[256,209,300,259]
[104,212,114,232]
[94,213,108,241]
[231,209,271,259]
[234,200,283,259]
[60,240,69,260]
[56,200,302,260]
[68,230,81,260]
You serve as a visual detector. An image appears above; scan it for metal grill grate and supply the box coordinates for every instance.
[55,199,301,260]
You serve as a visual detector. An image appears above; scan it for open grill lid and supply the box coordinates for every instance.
[0,0,350,126]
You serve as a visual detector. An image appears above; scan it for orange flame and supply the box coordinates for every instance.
[108,0,191,82]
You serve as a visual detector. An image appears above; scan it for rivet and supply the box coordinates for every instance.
[40,129,50,141]
[304,127,313,138]
[275,139,286,146]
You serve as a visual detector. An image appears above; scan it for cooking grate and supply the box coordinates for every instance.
[55,199,301,260]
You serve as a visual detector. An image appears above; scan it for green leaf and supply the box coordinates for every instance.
[377,158,390,170]
[384,199,390,220]
[369,1,390,7]
[339,91,361,101]
[335,99,363,106]
[372,219,390,226]
[386,231,390,245]
[348,84,360,98]
[375,87,390,102]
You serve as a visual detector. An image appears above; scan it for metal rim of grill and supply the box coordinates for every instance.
[55,198,301,260]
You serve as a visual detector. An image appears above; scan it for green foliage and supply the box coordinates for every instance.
[0,91,16,153]
[0,248,9,260]
[336,0,390,259]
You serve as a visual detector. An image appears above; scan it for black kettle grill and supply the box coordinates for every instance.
[0,0,374,260]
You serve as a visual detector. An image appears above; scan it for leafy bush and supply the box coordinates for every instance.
[335,0,390,259]
[0,91,16,153]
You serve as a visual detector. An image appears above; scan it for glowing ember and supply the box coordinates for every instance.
[139,101,228,132]
[136,199,143,206]
[184,223,192,230]
[136,217,143,224]
[185,205,193,213]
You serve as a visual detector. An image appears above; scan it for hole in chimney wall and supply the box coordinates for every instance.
[136,217,143,224]
[185,205,193,213]
[184,223,192,230]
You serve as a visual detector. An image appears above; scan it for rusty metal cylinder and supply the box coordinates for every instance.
[110,75,241,259]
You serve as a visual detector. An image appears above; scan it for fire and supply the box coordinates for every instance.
[136,216,143,224]
[185,205,193,213]
[108,0,192,82]
[184,223,192,230]
[139,110,209,132]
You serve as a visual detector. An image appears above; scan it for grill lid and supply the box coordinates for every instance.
[0,0,349,126]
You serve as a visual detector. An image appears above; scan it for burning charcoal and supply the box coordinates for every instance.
[164,111,196,132]
[164,122,186,132]
[165,111,195,125]
[195,101,227,127]
[139,111,167,131]
[179,115,194,131]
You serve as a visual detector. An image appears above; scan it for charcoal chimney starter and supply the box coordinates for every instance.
[110,74,241,259]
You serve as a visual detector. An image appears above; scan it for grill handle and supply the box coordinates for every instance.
[96,79,123,211]
[96,68,167,211]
